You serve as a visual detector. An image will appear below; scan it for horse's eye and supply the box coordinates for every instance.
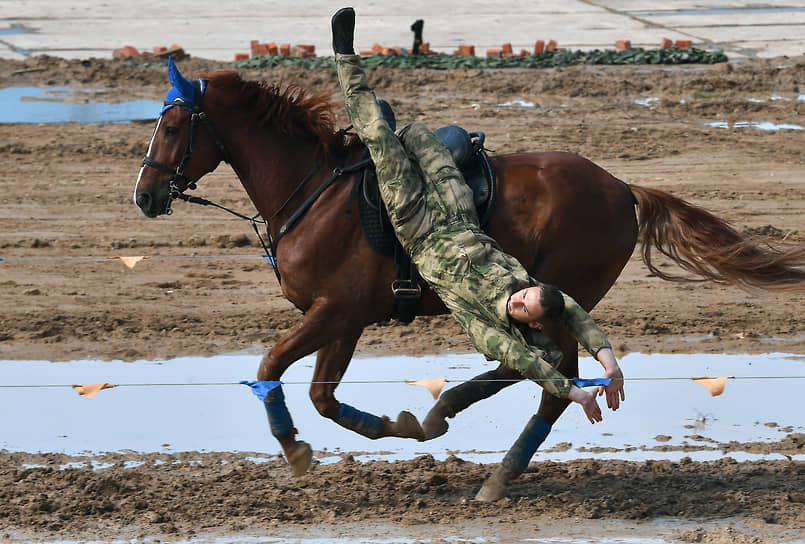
[164,125,180,137]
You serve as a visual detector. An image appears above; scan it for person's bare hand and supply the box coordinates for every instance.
[568,386,602,424]
[595,348,625,411]
[598,366,625,411]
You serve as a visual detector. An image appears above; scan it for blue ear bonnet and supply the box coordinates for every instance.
[162,57,206,114]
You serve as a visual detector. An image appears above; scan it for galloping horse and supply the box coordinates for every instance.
[134,59,805,495]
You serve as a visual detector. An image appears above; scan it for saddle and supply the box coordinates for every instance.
[348,123,498,323]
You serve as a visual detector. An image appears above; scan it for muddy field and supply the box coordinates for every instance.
[0,54,804,542]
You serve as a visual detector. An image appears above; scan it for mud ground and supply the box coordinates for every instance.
[0,55,804,542]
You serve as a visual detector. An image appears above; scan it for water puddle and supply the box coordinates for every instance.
[0,87,161,123]
[704,120,803,130]
[633,97,659,107]
[498,99,536,108]
[12,519,805,544]
[0,352,802,462]
[0,24,29,36]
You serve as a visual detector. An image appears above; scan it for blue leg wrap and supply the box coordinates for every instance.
[501,415,552,475]
[263,385,296,439]
[335,403,384,439]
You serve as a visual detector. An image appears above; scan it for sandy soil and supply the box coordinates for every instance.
[0,55,804,542]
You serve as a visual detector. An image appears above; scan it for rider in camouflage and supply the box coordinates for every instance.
[331,8,625,486]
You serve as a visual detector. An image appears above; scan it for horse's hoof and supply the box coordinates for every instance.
[422,401,450,441]
[474,469,512,502]
[286,441,313,477]
[394,411,425,441]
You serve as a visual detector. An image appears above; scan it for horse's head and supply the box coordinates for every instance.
[134,58,225,217]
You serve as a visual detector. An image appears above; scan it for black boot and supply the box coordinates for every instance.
[332,7,355,55]
[410,19,424,54]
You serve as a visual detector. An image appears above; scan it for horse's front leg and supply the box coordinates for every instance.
[257,298,359,476]
[475,347,578,502]
[309,332,425,441]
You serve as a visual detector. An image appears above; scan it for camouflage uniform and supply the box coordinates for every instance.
[336,54,610,398]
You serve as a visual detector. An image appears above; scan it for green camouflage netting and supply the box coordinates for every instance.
[235,47,728,70]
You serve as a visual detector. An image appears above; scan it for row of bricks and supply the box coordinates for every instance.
[244,41,436,59]
[617,38,693,51]
[485,38,694,58]
[243,41,317,60]
[115,36,696,61]
[348,38,696,59]
[113,45,186,59]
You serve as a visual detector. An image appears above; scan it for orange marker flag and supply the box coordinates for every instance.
[691,376,731,397]
[405,377,446,400]
[72,383,117,399]
[111,255,150,269]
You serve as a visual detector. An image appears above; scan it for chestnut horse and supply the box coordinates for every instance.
[134,60,805,493]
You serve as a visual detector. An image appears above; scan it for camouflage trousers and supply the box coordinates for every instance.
[336,54,573,398]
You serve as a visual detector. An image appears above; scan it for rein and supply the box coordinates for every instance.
[174,156,370,288]
[141,81,372,289]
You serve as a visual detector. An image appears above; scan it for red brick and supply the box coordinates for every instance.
[166,45,185,59]
[455,44,475,56]
[371,43,383,53]
[675,39,692,49]
[279,43,290,56]
[534,40,545,54]
[154,46,167,54]
[380,47,399,55]
[234,52,249,61]
[267,42,279,55]
[501,43,513,54]
[660,37,673,49]
[252,44,269,57]
[616,40,632,51]
[296,44,315,57]
[486,48,503,58]
[420,42,431,54]
[546,40,557,52]
[359,49,375,56]
[113,45,140,59]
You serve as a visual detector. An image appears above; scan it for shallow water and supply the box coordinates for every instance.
[1,352,802,463]
[704,120,804,130]
[0,87,161,123]
[0,24,28,36]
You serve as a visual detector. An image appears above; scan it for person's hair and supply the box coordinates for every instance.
[539,285,565,319]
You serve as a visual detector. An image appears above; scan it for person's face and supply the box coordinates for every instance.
[506,287,546,326]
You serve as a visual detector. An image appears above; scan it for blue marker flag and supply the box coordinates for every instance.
[239,380,282,401]
[262,255,276,265]
[572,377,611,388]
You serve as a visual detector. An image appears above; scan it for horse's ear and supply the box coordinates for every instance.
[167,57,195,101]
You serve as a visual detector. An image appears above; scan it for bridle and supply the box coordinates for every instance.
[140,79,232,215]
[138,77,372,293]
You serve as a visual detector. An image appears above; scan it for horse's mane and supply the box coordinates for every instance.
[203,71,355,154]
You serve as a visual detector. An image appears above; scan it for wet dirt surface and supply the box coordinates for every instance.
[0,55,804,542]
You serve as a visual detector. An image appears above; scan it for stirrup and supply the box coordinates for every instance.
[391,280,421,299]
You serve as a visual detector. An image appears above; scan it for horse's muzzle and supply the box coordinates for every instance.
[134,188,169,218]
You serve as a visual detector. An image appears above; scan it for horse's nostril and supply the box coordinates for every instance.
[135,191,151,210]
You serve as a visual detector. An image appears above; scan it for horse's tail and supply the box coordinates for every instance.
[629,184,805,291]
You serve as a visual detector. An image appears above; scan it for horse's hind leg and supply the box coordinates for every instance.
[422,364,521,440]
[310,334,425,441]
